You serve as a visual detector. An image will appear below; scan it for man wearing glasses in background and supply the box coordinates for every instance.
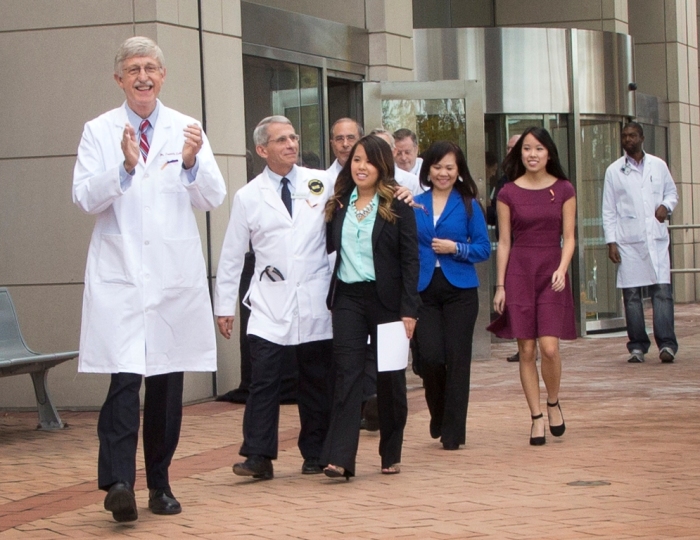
[215,116,334,480]
[327,117,364,179]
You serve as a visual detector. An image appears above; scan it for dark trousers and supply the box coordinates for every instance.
[321,281,407,474]
[416,269,478,447]
[218,251,299,404]
[241,336,332,460]
[623,284,678,354]
[97,371,183,491]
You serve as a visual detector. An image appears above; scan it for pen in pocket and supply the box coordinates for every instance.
[161,159,178,170]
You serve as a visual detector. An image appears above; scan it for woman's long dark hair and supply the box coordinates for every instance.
[502,127,568,182]
[324,135,398,223]
[419,141,479,216]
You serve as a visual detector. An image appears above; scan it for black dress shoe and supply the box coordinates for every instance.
[507,351,520,362]
[104,481,138,522]
[233,455,274,480]
[442,441,459,450]
[301,458,323,475]
[148,488,182,515]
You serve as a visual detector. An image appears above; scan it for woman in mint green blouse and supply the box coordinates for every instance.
[320,135,420,479]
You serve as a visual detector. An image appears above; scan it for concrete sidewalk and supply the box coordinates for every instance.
[2,304,700,539]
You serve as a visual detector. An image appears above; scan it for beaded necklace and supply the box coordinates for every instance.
[352,199,375,221]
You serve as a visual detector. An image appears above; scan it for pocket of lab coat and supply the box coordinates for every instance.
[96,234,135,284]
[245,280,290,324]
[162,236,206,288]
[651,217,669,240]
[616,216,644,243]
[298,270,332,319]
[160,160,187,193]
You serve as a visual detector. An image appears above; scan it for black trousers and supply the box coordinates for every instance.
[218,251,299,404]
[97,371,183,491]
[321,281,408,474]
[416,269,479,447]
[240,336,332,460]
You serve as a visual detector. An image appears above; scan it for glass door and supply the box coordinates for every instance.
[579,118,626,331]
[363,80,492,360]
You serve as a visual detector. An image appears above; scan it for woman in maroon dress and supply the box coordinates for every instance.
[487,127,576,446]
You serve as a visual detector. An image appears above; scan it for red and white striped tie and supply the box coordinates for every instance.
[139,119,150,162]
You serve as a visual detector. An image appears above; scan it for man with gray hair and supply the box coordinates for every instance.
[215,115,334,480]
[327,117,364,178]
[73,36,226,522]
[393,128,423,176]
[370,128,421,194]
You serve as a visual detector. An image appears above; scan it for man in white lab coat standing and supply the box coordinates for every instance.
[215,116,333,480]
[73,36,226,522]
[602,122,678,364]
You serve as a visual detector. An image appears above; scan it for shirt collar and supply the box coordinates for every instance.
[349,186,379,205]
[125,100,160,132]
[624,151,645,170]
[266,165,297,190]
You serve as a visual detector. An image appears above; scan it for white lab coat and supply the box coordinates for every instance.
[73,102,226,375]
[215,165,333,346]
[602,153,678,287]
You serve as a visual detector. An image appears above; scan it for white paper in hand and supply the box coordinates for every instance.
[377,321,410,372]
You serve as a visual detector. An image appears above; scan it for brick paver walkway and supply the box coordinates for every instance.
[2,304,700,539]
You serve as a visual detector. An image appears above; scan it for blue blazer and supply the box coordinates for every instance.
[414,189,491,292]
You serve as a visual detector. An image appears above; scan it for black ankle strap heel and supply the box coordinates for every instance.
[530,413,546,446]
[547,400,566,437]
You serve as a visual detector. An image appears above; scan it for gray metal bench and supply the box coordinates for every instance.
[0,287,78,430]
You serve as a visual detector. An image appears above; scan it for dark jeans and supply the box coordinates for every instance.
[321,281,407,474]
[241,336,332,460]
[622,283,678,354]
[416,269,479,447]
[97,371,183,491]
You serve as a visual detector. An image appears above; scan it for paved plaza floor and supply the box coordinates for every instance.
[2,304,700,539]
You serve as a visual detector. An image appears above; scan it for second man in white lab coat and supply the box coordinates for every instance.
[602,121,678,364]
[215,116,333,479]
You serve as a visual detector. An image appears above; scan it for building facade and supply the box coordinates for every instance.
[1,0,698,409]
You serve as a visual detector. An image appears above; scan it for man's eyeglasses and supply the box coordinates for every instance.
[267,134,300,145]
[123,64,162,77]
[333,135,357,144]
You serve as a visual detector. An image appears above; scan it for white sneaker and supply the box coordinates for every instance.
[659,347,675,363]
[627,350,645,363]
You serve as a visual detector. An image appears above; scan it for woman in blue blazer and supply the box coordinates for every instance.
[414,141,490,450]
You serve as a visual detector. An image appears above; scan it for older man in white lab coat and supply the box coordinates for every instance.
[602,122,678,364]
[73,37,226,521]
[215,116,334,480]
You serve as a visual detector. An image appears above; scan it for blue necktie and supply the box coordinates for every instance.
[281,177,292,217]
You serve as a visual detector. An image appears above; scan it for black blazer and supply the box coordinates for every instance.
[326,194,421,319]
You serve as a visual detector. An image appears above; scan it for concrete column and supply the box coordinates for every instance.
[365,0,414,81]
[199,0,247,397]
[630,0,700,302]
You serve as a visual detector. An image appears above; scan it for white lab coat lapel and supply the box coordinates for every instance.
[260,169,294,222]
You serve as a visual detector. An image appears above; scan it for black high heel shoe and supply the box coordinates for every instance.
[530,413,546,446]
[323,464,351,481]
[547,400,566,437]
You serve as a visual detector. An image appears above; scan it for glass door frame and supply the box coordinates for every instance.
[362,80,492,361]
